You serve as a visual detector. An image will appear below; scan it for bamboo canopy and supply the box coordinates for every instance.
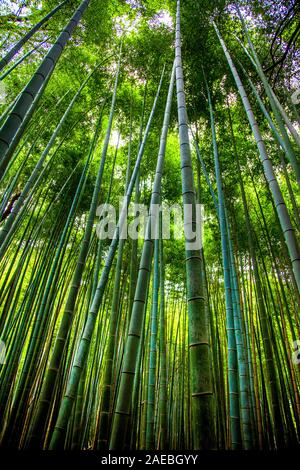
[0,0,299,451]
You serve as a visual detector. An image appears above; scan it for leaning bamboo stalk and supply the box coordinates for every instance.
[213,21,300,296]
[0,60,108,254]
[96,125,133,450]
[0,1,68,72]
[239,67,300,229]
[234,3,300,185]
[269,89,300,150]
[109,64,173,450]
[49,68,165,449]
[0,0,90,177]
[0,37,51,81]
[27,53,121,448]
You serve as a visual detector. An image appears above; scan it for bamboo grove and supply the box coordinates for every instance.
[0,0,299,450]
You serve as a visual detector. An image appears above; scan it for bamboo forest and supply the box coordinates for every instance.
[0,0,299,453]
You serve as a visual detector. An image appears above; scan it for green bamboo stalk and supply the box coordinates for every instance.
[240,68,300,229]
[225,209,253,449]
[96,125,133,450]
[0,60,107,254]
[228,104,286,447]
[270,89,300,150]
[0,1,68,72]
[109,64,173,450]
[0,0,90,177]
[158,213,168,449]
[191,132,218,211]
[203,73,241,449]
[145,237,159,449]
[0,87,71,185]
[234,3,300,185]
[213,22,300,295]
[175,0,215,449]
[49,67,165,449]
[0,69,53,185]
[1,131,94,447]
[127,84,147,324]
[0,38,51,81]
[27,53,121,447]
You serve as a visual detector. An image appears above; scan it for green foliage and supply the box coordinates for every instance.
[0,0,299,452]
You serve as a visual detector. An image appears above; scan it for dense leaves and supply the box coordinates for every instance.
[0,0,299,451]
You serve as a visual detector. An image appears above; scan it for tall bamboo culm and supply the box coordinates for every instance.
[175,0,215,449]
